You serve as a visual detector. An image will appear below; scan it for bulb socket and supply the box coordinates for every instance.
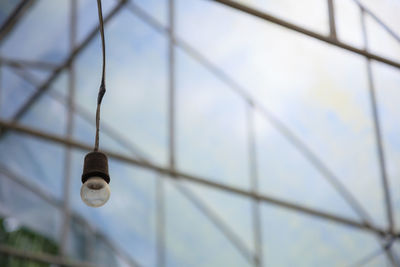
[81,151,110,184]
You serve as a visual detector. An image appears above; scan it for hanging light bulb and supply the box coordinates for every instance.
[81,151,110,207]
[80,0,110,208]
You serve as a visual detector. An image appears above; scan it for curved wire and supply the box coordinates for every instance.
[94,0,106,151]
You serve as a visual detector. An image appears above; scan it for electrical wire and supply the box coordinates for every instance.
[94,0,106,152]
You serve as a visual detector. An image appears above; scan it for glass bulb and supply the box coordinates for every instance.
[80,177,110,207]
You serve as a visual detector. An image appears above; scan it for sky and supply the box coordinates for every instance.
[0,0,400,266]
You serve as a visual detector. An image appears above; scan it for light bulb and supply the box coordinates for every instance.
[80,177,110,207]
[81,151,110,208]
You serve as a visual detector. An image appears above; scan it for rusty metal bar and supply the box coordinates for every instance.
[208,0,400,70]
[0,120,393,237]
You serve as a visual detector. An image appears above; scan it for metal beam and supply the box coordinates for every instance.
[60,0,77,257]
[208,0,400,70]
[0,57,58,70]
[360,8,394,233]
[0,120,393,237]
[327,0,337,39]
[246,105,263,266]
[0,245,95,267]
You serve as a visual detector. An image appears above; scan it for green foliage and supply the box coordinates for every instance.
[0,217,59,267]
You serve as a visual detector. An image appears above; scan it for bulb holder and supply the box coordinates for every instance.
[81,151,110,184]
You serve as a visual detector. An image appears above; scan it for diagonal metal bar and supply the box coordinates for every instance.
[125,1,375,227]
[358,9,397,267]
[208,0,400,70]
[0,244,96,267]
[0,120,394,238]
[0,0,36,44]
[0,163,140,267]
[351,0,400,45]
[0,57,58,70]
[348,237,398,267]
[0,0,127,138]
[174,182,256,264]
[360,8,394,233]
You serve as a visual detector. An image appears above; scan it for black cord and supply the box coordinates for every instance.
[94,0,106,152]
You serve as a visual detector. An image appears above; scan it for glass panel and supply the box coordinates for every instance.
[181,181,254,251]
[358,0,400,37]
[0,171,61,248]
[365,13,400,62]
[67,217,93,262]
[19,87,67,136]
[176,48,250,189]
[67,216,121,266]
[0,0,23,25]
[0,134,64,198]
[335,0,363,48]
[77,0,118,44]
[0,66,36,119]
[372,61,400,232]
[72,112,135,158]
[254,109,359,220]
[75,9,168,166]
[133,0,168,27]
[393,241,400,256]
[70,150,157,267]
[165,181,251,267]
[261,203,382,266]
[0,0,69,64]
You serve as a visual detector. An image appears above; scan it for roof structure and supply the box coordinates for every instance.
[0,0,399,266]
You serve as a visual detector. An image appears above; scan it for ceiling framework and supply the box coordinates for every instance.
[0,0,399,266]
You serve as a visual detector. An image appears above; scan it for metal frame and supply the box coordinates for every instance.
[0,0,399,266]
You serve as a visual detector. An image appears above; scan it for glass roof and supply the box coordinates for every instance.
[0,0,399,266]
